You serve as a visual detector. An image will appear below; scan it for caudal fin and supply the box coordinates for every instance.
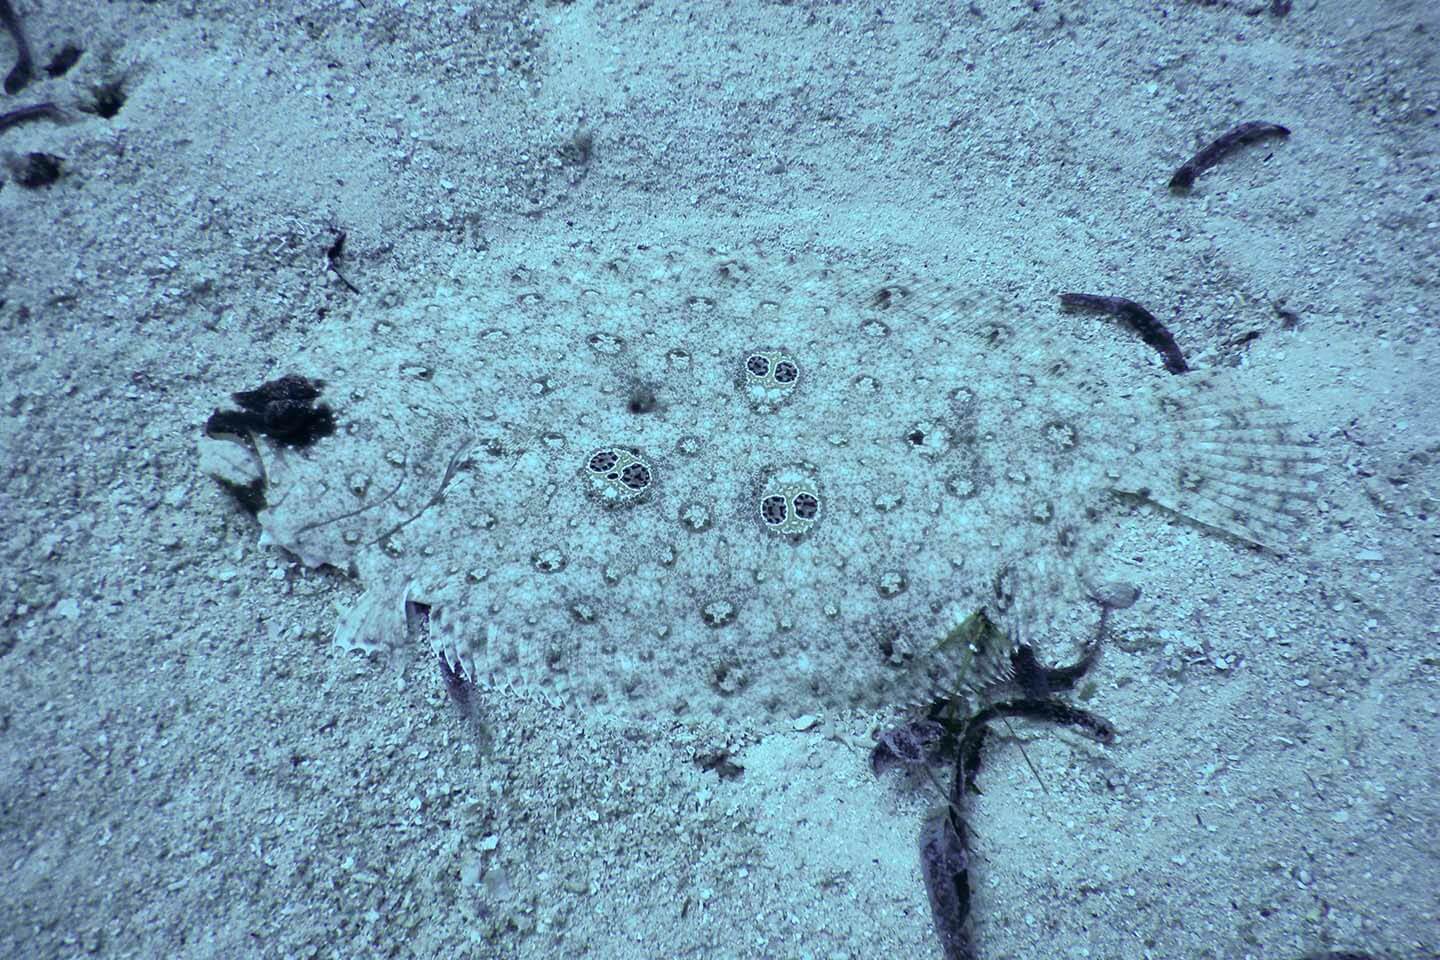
[1112,371,1322,552]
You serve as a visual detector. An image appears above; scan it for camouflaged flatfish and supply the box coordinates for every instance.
[200,239,1320,720]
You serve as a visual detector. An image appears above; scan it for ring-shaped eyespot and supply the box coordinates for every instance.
[760,495,788,525]
[620,462,651,490]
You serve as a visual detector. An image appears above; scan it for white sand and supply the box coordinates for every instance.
[1,1,1436,957]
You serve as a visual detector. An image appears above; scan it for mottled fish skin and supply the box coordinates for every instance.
[216,240,1320,721]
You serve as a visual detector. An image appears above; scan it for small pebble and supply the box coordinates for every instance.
[1093,581,1140,610]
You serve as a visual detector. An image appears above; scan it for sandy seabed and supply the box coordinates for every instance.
[2,2,1437,958]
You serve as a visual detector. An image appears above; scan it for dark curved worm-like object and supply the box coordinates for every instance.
[1169,120,1291,192]
[1059,292,1190,374]
[0,101,62,135]
[0,0,34,95]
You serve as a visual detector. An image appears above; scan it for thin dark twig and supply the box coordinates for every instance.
[369,437,475,547]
